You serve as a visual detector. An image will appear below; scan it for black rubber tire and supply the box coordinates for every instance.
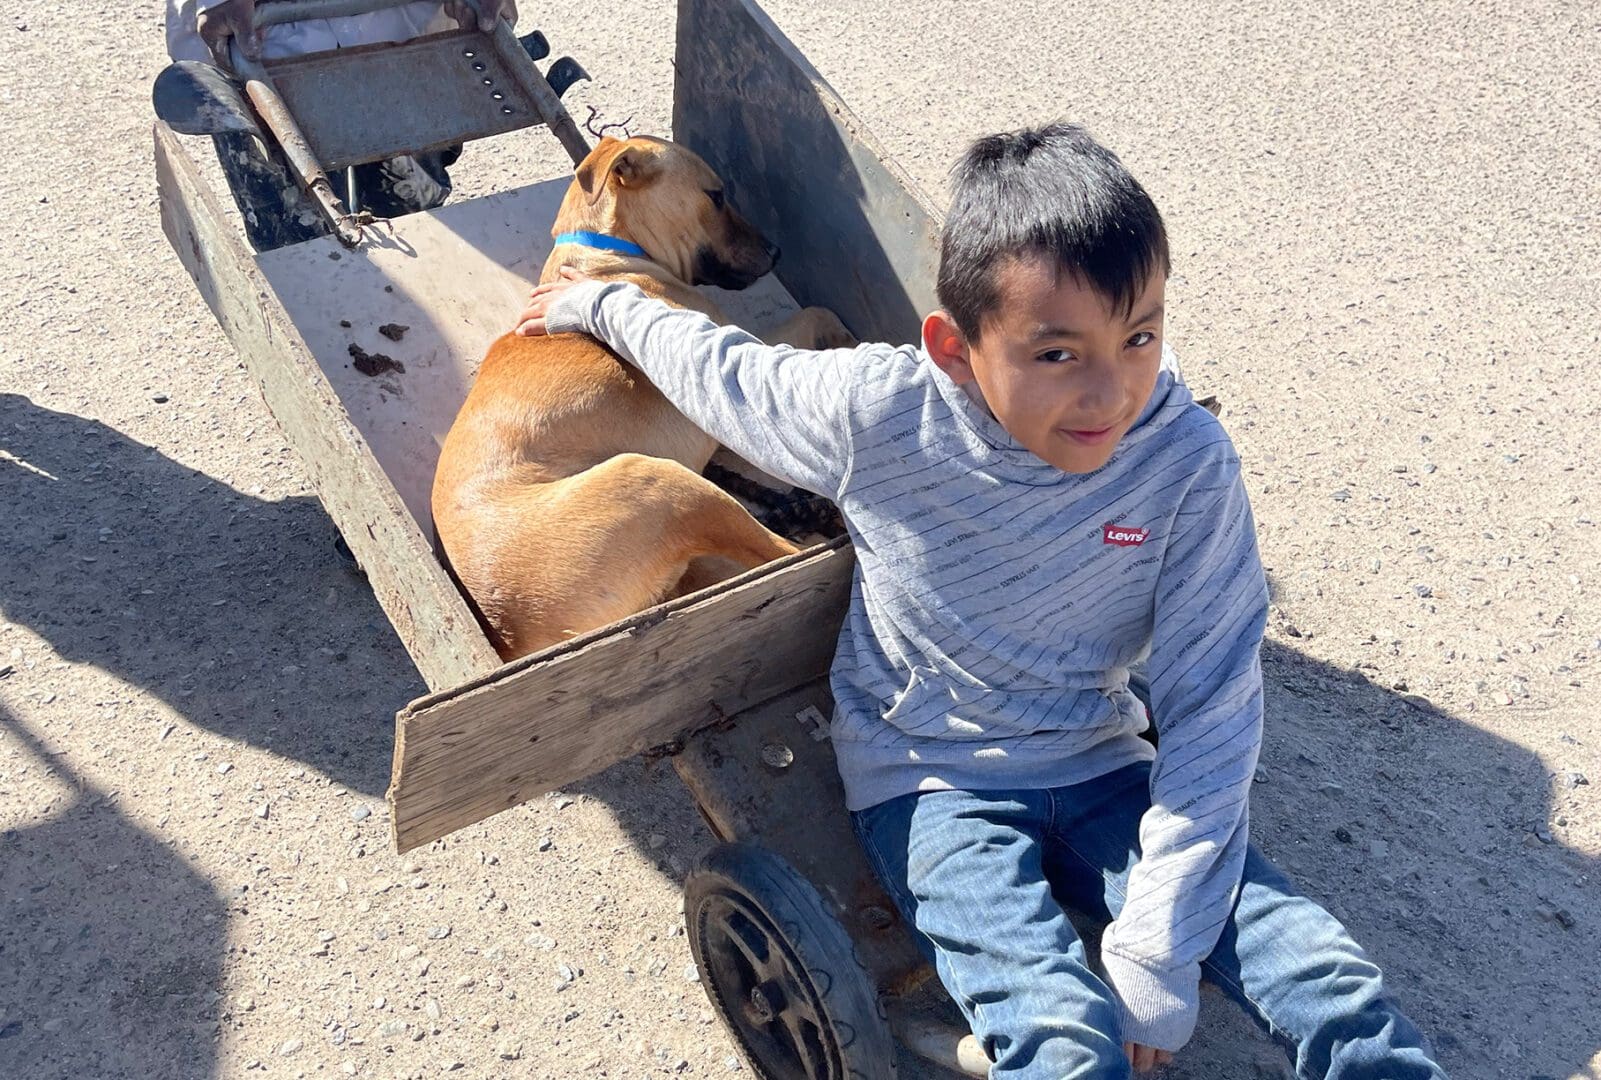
[685,843,896,1080]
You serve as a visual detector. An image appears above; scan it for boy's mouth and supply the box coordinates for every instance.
[1061,425,1117,445]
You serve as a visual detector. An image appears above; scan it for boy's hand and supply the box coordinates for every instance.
[1125,1043,1174,1072]
[514,267,593,336]
[444,0,518,33]
[197,0,262,64]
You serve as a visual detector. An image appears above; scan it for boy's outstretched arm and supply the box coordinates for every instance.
[1099,449,1269,1053]
[517,271,855,498]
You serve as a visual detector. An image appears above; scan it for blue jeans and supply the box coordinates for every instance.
[851,763,1446,1079]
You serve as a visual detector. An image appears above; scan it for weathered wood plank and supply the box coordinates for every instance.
[154,121,502,692]
[671,679,932,997]
[388,539,855,852]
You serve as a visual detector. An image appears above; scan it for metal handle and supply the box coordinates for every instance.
[253,0,433,30]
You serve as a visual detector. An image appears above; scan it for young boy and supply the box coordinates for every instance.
[516,124,1446,1079]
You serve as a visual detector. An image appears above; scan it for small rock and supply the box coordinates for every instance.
[1367,839,1389,859]
[427,925,451,940]
[496,1041,523,1060]
[217,762,234,775]
[350,805,371,822]
[424,998,442,1021]
[1565,771,1589,788]
[1412,584,1432,598]
[378,323,410,341]
[380,1020,407,1037]
[1494,692,1514,706]
[648,833,667,849]
[152,393,170,404]
[1422,462,1437,474]
[1253,767,1269,784]
[477,1014,500,1032]
[1534,825,1554,844]
[552,795,575,810]
[255,803,270,819]
[537,837,553,852]
[454,975,475,989]
[1331,489,1351,502]
[683,963,700,983]
[1317,782,1345,796]
[279,1038,302,1056]
[1334,826,1355,844]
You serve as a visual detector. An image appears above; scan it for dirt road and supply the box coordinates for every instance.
[2,1,1597,1077]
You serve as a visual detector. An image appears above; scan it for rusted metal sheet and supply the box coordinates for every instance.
[673,0,943,347]
[672,681,932,997]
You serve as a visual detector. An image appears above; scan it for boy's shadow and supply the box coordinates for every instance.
[0,704,227,1078]
[0,392,422,797]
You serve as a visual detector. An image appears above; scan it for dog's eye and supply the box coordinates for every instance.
[706,189,726,210]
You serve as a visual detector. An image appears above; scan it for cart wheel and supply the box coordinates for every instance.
[685,843,895,1080]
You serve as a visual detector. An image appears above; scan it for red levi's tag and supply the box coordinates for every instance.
[1103,524,1149,547]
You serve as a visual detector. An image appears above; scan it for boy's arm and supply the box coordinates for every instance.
[543,279,855,498]
[1099,453,1269,1052]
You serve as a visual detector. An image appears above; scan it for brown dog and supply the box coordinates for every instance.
[432,136,852,660]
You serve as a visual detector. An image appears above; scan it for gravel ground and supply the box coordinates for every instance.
[1,1,1598,1078]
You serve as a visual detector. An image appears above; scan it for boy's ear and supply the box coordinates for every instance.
[923,310,975,384]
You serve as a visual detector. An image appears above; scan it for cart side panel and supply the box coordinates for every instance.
[673,0,942,347]
[389,540,855,853]
[154,122,501,692]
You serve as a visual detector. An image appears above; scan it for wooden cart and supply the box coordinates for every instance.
[155,1,987,1074]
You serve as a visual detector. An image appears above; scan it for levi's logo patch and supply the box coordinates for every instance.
[1103,523,1149,547]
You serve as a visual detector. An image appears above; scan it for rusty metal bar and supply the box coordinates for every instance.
[253,0,428,30]
[487,20,590,165]
[232,55,367,246]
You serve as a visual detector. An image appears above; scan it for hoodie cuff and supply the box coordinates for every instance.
[543,279,620,336]
[1100,948,1201,1052]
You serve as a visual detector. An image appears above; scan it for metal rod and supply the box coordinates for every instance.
[233,53,365,246]
[886,1003,991,1078]
[253,0,424,30]
[487,21,591,166]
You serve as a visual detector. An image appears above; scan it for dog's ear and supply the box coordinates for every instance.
[577,138,662,206]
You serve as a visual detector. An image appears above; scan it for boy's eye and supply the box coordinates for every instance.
[1127,331,1155,348]
[1036,348,1075,364]
[706,189,726,210]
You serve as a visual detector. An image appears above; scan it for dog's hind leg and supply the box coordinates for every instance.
[486,454,798,657]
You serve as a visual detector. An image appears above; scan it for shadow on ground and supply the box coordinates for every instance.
[0,393,419,798]
[2,391,1594,1078]
[0,704,227,1078]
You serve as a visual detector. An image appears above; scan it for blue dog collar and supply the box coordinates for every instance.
[553,230,648,258]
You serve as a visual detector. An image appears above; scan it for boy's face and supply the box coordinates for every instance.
[924,258,1165,474]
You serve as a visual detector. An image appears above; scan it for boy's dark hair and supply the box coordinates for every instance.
[937,123,1171,342]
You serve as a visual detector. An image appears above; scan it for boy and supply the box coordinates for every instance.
[516,124,1445,1078]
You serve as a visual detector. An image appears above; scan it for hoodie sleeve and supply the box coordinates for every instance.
[1098,438,1269,1051]
[545,279,859,498]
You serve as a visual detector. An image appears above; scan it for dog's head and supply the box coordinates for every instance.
[555,136,778,289]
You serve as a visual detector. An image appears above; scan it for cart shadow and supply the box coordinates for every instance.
[573,644,1601,1080]
[0,392,420,798]
[0,703,228,1079]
